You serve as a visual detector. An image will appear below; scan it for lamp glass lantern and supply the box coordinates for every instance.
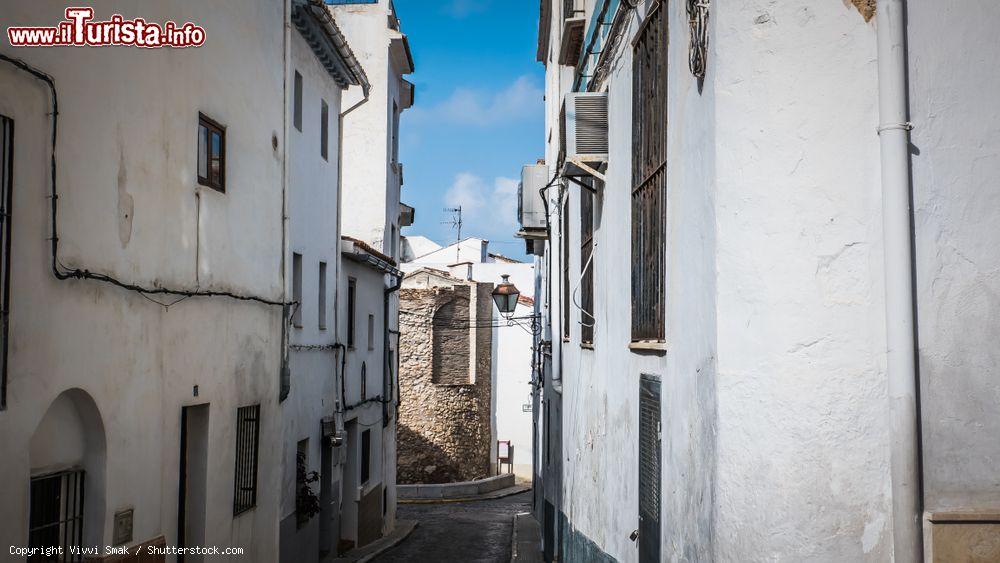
[492,274,520,316]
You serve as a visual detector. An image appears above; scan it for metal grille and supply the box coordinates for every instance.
[631,4,668,342]
[29,469,85,562]
[233,405,260,516]
[580,181,595,344]
[573,95,609,154]
[1,115,12,410]
[563,0,583,18]
[638,374,661,562]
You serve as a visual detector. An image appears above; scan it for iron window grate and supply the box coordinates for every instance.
[631,4,668,342]
[29,469,85,562]
[233,404,261,516]
[1,115,13,410]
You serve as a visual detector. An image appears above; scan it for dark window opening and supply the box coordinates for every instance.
[347,278,356,348]
[580,181,595,345]
[360,429,371,484]
[321,99,329,161]
[631,4,668,342]
[292,253,303,328]
[318,261,327,330]
[293,71,303,132]
[29,469,85,562]
[1,115,13,410]
[197,113,225,192]
[233,405,261,516]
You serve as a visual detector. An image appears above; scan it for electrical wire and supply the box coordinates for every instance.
[687,0,710,79]
[0,53,289,308]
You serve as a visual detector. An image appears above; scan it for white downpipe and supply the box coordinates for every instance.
[876,0,922,560]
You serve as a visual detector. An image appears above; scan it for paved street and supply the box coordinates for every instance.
[372,491,533,563]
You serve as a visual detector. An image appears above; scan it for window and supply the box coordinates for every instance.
[292,253,303,328]
[29,469,85,559]
[360,362,367,400]
[631,4,668,342]
[318,262,327,330]
[580,182,595,345]
[561,194,570,340]
[197,113,225,192]
[1,115,12,410]
[392,102,400,164]
[347,278,356,348]
[360,429,371,484]
[234,405,261,516]
[293,70,303,132]
[390,224,397,259]
[367,314,375,351]
[320,99,329,160]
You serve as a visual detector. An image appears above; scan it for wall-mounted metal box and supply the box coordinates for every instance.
[518,164,550,236]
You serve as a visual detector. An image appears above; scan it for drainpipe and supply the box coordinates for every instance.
[334,82,370,415]
[279,0,293,402]
[876,1,923,560]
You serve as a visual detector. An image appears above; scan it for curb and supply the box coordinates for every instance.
[329,519,419,563]
[398,484,531,505]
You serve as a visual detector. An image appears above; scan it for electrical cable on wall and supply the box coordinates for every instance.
[1,53,290,309]
[687,0,710,79]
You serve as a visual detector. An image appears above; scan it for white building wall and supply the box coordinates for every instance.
[712,1,892,560]
[906,2,1000,514]
[280,25,347,563]
[0,1,286,559]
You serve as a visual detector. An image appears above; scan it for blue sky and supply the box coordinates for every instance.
[394,0,543,259]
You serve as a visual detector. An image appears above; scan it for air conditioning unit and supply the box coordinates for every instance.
[561,92,608,178]
[518,164,549,237]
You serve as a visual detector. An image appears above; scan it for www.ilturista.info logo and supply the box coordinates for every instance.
[7,7,206,48]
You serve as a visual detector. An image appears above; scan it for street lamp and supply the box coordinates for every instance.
[491,274,520,316]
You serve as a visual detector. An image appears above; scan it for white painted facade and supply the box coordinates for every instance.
[531,0,1000,561]
[401,238,536,479]
[279,3,367,560]
[328,0,414,262]
[0,1,286,559]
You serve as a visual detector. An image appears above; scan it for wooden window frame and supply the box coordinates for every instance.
[630,4,668,343]
[233,404,261,516]
[197,113,226,193]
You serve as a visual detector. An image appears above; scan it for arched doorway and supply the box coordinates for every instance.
[28,388,107,551]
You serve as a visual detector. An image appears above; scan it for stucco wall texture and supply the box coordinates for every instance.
[398,282,494,484]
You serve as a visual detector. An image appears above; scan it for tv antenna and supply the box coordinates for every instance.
[442,206,463,262]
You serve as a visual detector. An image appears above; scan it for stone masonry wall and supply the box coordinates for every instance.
[397,282,493,484]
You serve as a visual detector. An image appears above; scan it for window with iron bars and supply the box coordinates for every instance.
[29,469,85,563]
[1,115,12,410]
[233,405,261,516]
[631,4,668,343]
[580,179,595,345]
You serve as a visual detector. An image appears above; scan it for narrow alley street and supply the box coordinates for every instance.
[372,491,533,563]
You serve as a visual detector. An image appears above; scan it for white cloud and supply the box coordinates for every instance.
[444,173,520,237]
[409,75,543,126]
[442,0,491,18]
